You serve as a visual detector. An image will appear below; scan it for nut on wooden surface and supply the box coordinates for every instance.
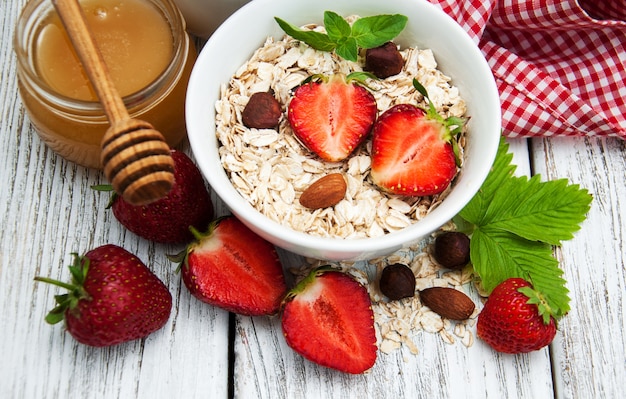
[419,287,475,320]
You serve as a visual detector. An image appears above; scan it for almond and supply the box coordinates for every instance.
[299,173,347,210]
[419,287,475,320]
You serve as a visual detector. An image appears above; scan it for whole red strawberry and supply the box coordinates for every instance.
[281,267,377,374]
[95,149,214,244]
[287,73,377,162]
[477,278,557,354]
[35,244,172,347]
[370,79,466,196]
[172,215,287,316]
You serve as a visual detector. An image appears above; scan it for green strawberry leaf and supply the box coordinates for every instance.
[35,252,93,325]
[412,78,429,99]
[519,286,556,324]
[458,137,591,320]
[470,227,569,319]
[480,175,592,245]
[459,138,516,226]
[54,293,70,305]
[446,116,467,136]
[68,253,88,285]
[91,184,118,209]
[346,71,378,83]
[45,304,68,325]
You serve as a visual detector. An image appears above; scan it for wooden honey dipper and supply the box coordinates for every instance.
[52,0,175,205]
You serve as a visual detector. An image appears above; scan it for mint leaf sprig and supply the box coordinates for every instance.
[275,11,408,62]
[456,138,593,322]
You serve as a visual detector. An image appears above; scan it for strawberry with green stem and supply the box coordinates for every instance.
[288,73,378,162]
[35,244,172,347]
[370,79,466,196]
[94,149,213,244]
[477,278,557,353]
[281,266,377,374]
[455,139,592,354]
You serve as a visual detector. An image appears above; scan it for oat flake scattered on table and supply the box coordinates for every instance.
[215,18,467,239]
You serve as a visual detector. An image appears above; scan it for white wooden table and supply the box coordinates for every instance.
[1,1,624,397]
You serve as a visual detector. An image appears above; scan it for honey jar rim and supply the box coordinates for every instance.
[13,0,190,112]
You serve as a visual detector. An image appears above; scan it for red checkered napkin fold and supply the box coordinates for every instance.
[431,0,625,139]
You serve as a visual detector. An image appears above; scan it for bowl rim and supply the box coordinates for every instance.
[186,0,501,259]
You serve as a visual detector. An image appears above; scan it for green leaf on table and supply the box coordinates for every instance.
[480,175,592,245]
[458,139,517,226]
[458,137,592,320]
[470,228,569,318]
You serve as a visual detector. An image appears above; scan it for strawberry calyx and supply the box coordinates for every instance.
[345,71,378,89]
[167,216,226,272]
[34,254,92,325]
[296,71,377,90]
[412,79,466,166]
[188,215,226,242]
[518,285,558,325]
[91,184,118,209]
[282,265,337,304]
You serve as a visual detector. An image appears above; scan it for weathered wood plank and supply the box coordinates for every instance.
[233,296,555,398]
[530,137,626,399]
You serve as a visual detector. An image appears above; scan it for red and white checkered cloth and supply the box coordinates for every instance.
[430,0,626,139]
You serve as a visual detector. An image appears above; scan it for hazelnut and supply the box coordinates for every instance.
[242,92,282,129]
[433,231,471,270]
[379,263,416,300]
[364,42,404,78]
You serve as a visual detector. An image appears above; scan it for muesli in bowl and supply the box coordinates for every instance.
[186,0,501,261]
[216,18,466,239]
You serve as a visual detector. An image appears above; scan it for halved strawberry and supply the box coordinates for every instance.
[171,215,287,316]
[281,267,377,374]
[370,79,466,196]
[287,73,377,162]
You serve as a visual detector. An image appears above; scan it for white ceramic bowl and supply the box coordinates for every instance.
[186,0,501,261]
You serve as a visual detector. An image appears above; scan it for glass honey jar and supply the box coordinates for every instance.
[14,0,196,169]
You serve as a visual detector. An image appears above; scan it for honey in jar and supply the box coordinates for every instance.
[14,0,195,168]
